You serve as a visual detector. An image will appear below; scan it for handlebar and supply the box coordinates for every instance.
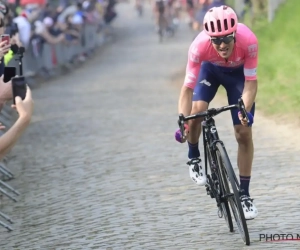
[178,98,249,140]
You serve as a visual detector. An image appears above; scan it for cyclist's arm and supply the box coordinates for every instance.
[178,85,193,117]
[178,45,202,116]
[243,34,258,112]
[242,79,257,112]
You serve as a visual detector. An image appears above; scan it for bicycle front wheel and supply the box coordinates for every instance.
[207,145,233,232]
[215,142,250,246]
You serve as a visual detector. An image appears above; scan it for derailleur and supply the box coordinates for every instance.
[205,175,215,199]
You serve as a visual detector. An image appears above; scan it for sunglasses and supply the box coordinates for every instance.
[210,33,235,45]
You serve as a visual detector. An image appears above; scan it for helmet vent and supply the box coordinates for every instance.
[210,21,215,32]
[217,20,221,32]
[231,18,235,27]
[224,19,228,30]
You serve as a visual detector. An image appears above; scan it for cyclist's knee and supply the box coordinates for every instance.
[234,125,252,145]
[189,100,208,127]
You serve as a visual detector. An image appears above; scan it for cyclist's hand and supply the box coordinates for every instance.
[238,111,253,127]
[175,124,189,143]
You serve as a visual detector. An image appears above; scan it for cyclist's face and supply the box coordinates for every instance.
[210,33,235,59]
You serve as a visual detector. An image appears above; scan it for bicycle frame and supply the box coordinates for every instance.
[202,117,221,175]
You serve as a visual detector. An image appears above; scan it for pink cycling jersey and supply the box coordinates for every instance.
[184,23,258,89]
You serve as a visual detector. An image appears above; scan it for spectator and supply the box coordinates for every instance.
[0,85,34,160]
[33,17,65,45]
[104,0,117,25]
[0,0,108,79]
[0,3,34,161]
[0,10,14,74]
[3,4,23,66]
[13,9,33,49]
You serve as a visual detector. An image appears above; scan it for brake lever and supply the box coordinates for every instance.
[238,98,249,123]
[178,114,186,140]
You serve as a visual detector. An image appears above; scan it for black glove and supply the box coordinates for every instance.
[10,44,18,54]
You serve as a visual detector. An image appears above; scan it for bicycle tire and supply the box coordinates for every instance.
[215,142,250,246]
[219,191,234,232]
[207,145,233,232]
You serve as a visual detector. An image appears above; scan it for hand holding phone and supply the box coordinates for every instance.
[0,35,11,57]
[1,34,10,46]
[10,85,34,123]
[12,86,34,122]
[12,76,26,104]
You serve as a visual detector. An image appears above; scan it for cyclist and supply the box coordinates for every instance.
[153,0,166,30]
[193,0,225,32]
[135,0,143,16]
[153,0,174,35]
[175,5,258,220]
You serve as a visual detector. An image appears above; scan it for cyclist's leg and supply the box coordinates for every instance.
[222,67,258,219]
[187,62,220,185]
[158,13,166,34]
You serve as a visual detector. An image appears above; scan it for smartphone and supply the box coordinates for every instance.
[12,76,26,104]
[1,34,10,45]
[4,67,16,83]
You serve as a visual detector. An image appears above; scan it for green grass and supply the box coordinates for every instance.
[221,1,300,117]
[253,1,300,116]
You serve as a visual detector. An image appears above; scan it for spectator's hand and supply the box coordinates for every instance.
[11,34,23,47]
[0,75,13,109]
[0,123,5,130]
[12,86,34,122]
[0,41,11,58]
[59,33,66,42]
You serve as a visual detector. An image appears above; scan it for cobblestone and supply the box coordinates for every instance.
[0,2,299,250]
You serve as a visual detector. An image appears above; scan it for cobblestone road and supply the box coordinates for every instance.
[0,2,300,250]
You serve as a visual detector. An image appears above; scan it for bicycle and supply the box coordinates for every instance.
[178,98,251,245]
[157,12,175,43]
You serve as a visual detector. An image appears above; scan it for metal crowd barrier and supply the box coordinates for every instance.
[0,23,102,231]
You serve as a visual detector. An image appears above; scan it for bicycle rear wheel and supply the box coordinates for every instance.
[215,142,250,246]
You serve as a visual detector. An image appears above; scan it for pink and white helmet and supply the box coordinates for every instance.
[203,5,238,36]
